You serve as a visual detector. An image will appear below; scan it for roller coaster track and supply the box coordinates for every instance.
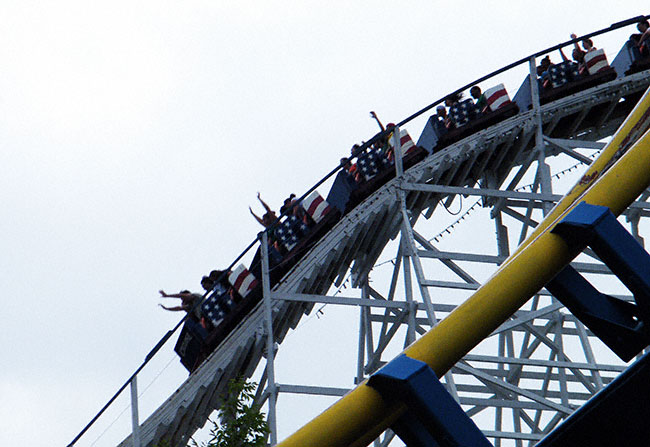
[113,64,650,447]
[61,17,650,447]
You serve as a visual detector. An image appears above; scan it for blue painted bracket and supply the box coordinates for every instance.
[367,355,493,447]
[546,266,646,361]
[548,202,650,361]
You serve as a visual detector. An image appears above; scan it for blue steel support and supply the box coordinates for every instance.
[548,202,650,361]
[367,355,492,447]
[546,266,646,361]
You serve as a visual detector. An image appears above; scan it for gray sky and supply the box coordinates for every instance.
[2,2,648,446]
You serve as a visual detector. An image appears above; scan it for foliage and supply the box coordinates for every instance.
[153,378,268,447]
[195,377,270,447]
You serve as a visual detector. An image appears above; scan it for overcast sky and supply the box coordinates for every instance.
[2,2,649,446]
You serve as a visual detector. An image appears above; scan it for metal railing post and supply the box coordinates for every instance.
[529,55,554,215]
[356,289,367,384]
[393,125,404,178]
[130,376,141,447]
[261,232,278,444]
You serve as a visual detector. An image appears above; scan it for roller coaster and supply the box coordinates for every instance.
[70,14,650,447]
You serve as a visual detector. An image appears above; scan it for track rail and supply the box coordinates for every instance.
[116,67,650,446]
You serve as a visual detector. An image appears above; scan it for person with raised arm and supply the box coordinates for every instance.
[249,192,277,228]
[159,289,203,320]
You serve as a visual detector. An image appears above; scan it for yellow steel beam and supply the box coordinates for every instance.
[276,88,650,447]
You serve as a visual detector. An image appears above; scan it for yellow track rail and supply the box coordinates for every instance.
[276,88,650,447]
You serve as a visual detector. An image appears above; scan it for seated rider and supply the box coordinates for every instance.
[443,92,463,129]
[470,86,488,113]
[249,193,283,259]
[370,111,396,160]
[566,33,587,74]
[212,268,244,304]
[633,20,650,58]
[199,269,239,330]
[431,105,449,136]
[340,157,360,187]
[279,193,297,216]
[348,144,363,183]
[201,269,232,295]
[201,275,215,292]
[581,37,596,53]
[280,193,314,227]
[381,123,398,162]
[537,55,553,89]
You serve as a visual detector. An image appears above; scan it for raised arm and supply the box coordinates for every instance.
[249,206,265,226]
[256,192,273,214]
[159,290,185,299]
[570,33,581,52]
[370,111,385,132]
[159,304,184,312]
